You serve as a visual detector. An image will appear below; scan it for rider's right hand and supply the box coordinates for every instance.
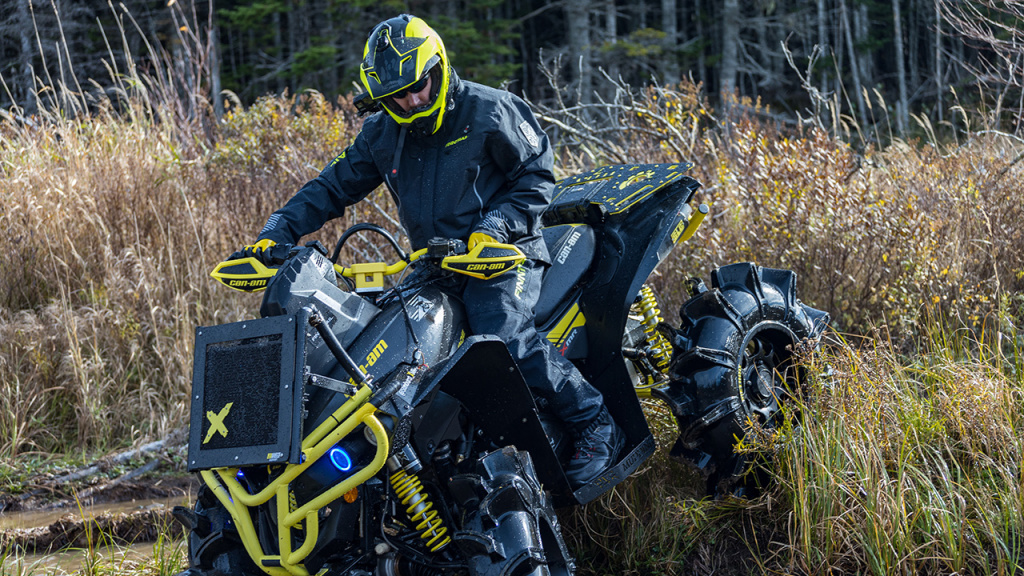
[227,239,292,266]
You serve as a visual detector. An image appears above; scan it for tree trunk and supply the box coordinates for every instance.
[817,0,827,96]
[694,0,706,89]
[211,23,223,119]
[564,0,592,103]
[839,0,867,129]
[661,0,680,84]
[909,0,919,89]
[855,3,873,81]
[720,0,739,97]
[325,0,338,96]
[18,0,36,114]
[935,0,942,124]
[287,0,297,93]
[605,0,619,88]
[273,11,283,93]
[891,0,909,134]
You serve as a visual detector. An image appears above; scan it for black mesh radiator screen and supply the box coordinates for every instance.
[188,314,304,471]
[201,334,283,450]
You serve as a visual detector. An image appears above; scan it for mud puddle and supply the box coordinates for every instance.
[1,474,197,575]
[0,495,192,532]
[3,541,174,575]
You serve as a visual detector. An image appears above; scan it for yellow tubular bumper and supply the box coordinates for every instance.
[200,396,390,576]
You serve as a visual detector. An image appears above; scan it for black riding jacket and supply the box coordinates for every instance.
[257,73,554,263]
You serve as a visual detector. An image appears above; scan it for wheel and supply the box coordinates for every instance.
[659,262,829,495]
[172,485,262,576]
[447,447,575,576]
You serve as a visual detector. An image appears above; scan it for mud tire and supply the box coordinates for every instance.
[172,485,262,576]
[662,262,829,495]
[449,446,575,576]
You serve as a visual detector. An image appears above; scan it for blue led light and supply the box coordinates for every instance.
[329,447,353,472]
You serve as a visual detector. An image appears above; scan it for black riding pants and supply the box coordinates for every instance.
[460,259,604,429]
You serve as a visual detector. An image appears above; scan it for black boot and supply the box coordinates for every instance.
[564,407,624,488]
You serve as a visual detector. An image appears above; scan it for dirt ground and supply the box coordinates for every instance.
[1,466,198,554]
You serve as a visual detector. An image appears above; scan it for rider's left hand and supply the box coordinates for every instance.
[468,232,496,251]
[227,238,292,266]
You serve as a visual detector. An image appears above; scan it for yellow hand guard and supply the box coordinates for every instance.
[211,239,282,292]
[468,232,496,251]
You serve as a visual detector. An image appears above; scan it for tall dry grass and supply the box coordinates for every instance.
[768,331,1023,575]
[539,78,1023,574]
[0,91,381,456]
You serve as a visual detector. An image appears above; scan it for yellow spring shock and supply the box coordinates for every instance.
[390,470,451,552]
[637,285,672,373]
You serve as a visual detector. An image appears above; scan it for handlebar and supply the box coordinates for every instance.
[336,240,526,294]
[211,238,526,294]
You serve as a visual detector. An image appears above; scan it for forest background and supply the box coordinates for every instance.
[2,0,1024,575]
[5,0,1024,135]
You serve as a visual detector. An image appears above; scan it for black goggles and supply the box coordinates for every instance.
[389,73,430,99]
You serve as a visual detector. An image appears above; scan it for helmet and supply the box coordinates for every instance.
[359,15,453,135]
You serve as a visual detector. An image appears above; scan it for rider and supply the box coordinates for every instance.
[229,14,623,488]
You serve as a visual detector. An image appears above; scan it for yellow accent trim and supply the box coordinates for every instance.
[445,135,468,147]
[390,470,451,551]
[636,285,671,371]
[546,303,586,347]
[211,257,277,293]
[200,392,389,576]
[336,248,426,280]
[618,169,654,190]
[203,402,233,444]
[337,242,524,283]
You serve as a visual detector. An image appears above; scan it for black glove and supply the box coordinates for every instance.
[227,239,293,266]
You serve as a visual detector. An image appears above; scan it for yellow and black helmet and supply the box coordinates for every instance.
[359,15,453,135]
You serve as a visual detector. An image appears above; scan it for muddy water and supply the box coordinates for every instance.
[1,494,194,574]
[0,495,192,531]
[4,542,166,575]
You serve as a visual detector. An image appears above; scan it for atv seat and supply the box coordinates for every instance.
[535,224,596,326]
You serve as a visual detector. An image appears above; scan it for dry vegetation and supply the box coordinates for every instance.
[1,72,1023,574]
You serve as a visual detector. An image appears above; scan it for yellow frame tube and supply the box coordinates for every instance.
[677,203,709,243]
[303,386,373,449]
[208,386,371,510]
[201,469,292,576]
[200,402,390,576]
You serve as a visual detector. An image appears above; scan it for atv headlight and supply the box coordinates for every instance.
[329,446,354,472]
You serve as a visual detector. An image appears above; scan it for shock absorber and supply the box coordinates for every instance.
[389,469,451,552]
[637,285,672,373]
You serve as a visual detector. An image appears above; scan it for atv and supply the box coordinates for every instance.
[174,162,829,576]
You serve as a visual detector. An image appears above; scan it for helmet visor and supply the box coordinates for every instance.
[381,65,441,119]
